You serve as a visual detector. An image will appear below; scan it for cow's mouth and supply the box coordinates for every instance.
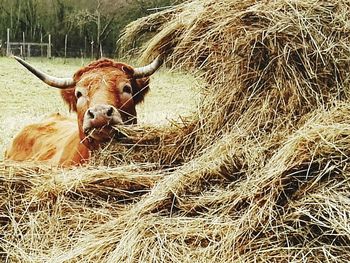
[83,125,126,143]
[84,126,112,142]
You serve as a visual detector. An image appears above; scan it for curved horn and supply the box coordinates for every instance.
[133,55,163,78]
[13,56,75,89]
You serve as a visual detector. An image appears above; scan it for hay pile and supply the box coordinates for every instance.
[2,0,350,261]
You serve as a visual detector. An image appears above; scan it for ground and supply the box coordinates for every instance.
[0,56,200,160]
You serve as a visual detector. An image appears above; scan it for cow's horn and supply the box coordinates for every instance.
[133,55,163,78]
[13,56,75,89]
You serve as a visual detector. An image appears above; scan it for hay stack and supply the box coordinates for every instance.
[2,0,350,261]
[119,0,350,162]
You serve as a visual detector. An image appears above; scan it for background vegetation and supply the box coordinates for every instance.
[0,0,180,57]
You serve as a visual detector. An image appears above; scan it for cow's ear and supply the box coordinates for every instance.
[131,77,150,104]
[121,65,134,76]
[60,88,77,112]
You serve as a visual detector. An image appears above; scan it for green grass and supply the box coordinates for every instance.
[0,56,200,161]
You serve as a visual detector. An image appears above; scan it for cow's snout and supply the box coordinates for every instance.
[83,104,123,135]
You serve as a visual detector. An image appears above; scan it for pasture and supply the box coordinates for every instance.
[0,57,200,160]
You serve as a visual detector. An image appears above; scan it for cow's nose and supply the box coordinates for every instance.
[86,105,116,120]
[86,106,114,120]
[87,109,95,119]
[83,104,122,134]
[106,106,114,117]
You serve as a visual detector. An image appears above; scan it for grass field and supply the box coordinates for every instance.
[0,56,200,160]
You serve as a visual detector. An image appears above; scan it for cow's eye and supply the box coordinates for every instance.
[123,84,132,94]
[76,91,83,99]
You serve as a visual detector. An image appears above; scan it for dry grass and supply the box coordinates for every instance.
[3,0,350,261]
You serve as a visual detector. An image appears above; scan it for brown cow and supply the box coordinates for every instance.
[5,56,163,166]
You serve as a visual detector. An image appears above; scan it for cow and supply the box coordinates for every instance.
[5,56,163,166]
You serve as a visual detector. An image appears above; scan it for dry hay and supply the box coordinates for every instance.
[120,0,350,159]
[3,0,350,261]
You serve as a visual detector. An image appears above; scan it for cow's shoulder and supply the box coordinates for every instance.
[5,113,88,166]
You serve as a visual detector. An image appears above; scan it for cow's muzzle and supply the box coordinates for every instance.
[83,104,123,141]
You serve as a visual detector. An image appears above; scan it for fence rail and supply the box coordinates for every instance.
[6,28,51,58]
[4,28,113,59]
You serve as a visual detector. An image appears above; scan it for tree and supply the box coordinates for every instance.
[67,0,116,58]
[0,0,182,57]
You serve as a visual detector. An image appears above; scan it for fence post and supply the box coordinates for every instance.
[22,32,25,58]
[27,44,31,58]
[64,34,68,63]
[91,39,94,60]
[84,36,87,58]
[48,34,51,58]
[40,33,43,57]
[6,28,10,56]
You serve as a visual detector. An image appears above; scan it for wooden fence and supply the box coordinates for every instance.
[4,28,112,59]
[6,28,51,58]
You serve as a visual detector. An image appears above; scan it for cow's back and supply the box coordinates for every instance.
[5,113,89,166]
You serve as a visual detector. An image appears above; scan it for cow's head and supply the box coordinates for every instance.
[14,56,163,149]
